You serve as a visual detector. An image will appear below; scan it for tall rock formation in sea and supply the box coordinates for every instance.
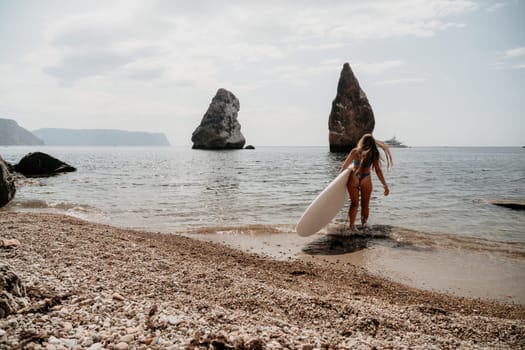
[328,63,375,152]
[191,88,246,150]
[0,118,44,145]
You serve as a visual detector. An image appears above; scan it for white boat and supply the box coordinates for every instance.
[384,136,408,148]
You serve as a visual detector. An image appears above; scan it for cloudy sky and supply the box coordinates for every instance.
[0,0,523,146]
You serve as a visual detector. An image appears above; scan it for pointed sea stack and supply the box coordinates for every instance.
[191,88,246,150]
[328,63,375,153]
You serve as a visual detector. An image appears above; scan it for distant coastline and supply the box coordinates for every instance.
[32,128,170,146]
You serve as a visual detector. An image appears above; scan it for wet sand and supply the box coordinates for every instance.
[1,212,524,349]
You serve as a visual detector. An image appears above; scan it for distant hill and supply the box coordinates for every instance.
[0,118,45,145]
[33,128,170,146]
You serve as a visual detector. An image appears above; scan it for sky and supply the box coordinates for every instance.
[0,0,524,147]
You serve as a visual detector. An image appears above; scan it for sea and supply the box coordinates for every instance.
[1,146,523,243]
[3,146,525,301]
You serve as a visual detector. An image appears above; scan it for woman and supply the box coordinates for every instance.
[340,134,393,231]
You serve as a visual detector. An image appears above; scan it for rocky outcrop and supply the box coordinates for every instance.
[0,118,44,145]
[490,200,525,210]
[14,152,76,177]
[328,63,375,152]
[0,156,16,208]
[0,263,27,318]
[191,89,246,150]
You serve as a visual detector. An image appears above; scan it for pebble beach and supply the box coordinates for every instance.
[1,212,524,349]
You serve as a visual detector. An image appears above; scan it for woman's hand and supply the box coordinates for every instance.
[383,185,389,196]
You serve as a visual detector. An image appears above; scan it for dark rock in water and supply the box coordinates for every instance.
[0,118,44,146]
[0,156,16,208]
[191,88,246,150]
[328,63,375,153]
[0,263,27,318]
[244,145,255,150]
[490,200,525,210]
[14,152,76,177]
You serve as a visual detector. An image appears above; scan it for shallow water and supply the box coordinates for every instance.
[2,146,523,243]
[2,146,524,302]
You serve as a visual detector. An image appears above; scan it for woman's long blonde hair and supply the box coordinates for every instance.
[356,133,393,172]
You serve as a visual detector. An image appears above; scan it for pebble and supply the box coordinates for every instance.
[120,334,134,343]
[115,341,129,350]
[112,293,125,301]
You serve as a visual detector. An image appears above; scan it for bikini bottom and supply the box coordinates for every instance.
[355,172,370,181]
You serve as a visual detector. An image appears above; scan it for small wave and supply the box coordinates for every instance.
[185,224,295,236]
[185,222,525,260]
[390,226,525,259]
[14,177,41,187]
[10,199,97,213]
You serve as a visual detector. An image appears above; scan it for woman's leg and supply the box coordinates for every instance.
[347,174,360,231]
[359,177,373,226]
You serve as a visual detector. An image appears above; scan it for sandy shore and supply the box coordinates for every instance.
[1,212,524,349]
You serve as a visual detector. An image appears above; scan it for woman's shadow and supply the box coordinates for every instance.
[302,225,392,255]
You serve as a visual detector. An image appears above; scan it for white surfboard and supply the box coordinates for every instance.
[296,166,353,236]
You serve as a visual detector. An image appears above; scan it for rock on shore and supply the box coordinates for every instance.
[0,156,16,207]
[191,88,246,150]
[328,63,375,153]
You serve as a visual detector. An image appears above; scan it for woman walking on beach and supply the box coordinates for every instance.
[340,134,393,231]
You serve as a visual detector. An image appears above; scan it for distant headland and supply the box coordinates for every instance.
[0,118,44,146]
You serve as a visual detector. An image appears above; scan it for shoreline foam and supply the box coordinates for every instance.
[1,212,524,348]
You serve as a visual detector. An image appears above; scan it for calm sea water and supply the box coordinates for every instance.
[1,146,524,243]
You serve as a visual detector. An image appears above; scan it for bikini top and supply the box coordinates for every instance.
[353,151,372,169]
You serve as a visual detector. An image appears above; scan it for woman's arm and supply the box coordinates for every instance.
[373,159,389,196]
[340,149,356,172]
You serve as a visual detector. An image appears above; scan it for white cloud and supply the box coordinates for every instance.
[283,0,476,42]
[493,46,525,70]
[373,78,427,86]
[485,2,506,12]
[353,60,404,75]
[28,0,478,85]
[505,47,525,57]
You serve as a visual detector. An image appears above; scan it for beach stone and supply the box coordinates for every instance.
[115,342,129,350]
[0,239,21,249]
[112,292,125,301]
[328,62,375,152]
[14,152,76,177]
[191,88,246,150]
[0,263,27,318]
[120,334,134,343]
[0,155,16,208]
